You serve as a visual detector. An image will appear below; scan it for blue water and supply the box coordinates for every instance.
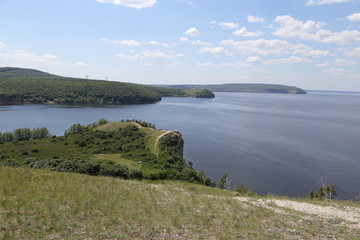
[1,91,359,199]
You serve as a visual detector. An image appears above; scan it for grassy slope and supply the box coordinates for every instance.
[1,166,359,239]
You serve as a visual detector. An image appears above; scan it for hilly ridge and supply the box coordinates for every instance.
[0,67,214,105]
[163,83,307,94]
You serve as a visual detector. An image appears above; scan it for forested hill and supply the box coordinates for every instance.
[0,67,214,105]
[163,83,307,94]
[0,67,61,78]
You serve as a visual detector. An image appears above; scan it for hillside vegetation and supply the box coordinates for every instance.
[164,83,307,94]
[0,120,213,186]
[1,166,359,239]
[0,67,215,105]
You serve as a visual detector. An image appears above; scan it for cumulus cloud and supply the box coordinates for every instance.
[96,0,156,9]
[197,61,251,69]
[43,54,58,59]
[191,40,213,46]
[140,61,154,67]
[247,15,265,23]
[292,45,331,57]
[306,0,352,6]
[180,37,189,42]
[169,61,181,67]
[74,62,90,67]
[344,47,360,58]
[322,67,345,75]
[221,39,298,56]
[147,41,170,47]
[347,12,360,22]
[102,38,141,46]
[264,56,312,64]
[198,47,233,56]
[211,21,239,29]
[334,58,357,65]
[246,56,262,64]
[315,63,330,67]
[233,27,263,37]
[184,27,199,37]
[273,15,360,44]
[0,49,63,67]
[117,50,183,60]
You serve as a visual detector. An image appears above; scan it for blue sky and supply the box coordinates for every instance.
[0,0,359,91]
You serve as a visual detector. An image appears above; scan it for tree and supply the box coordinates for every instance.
[307,178,338,200]
[218,173,231,190]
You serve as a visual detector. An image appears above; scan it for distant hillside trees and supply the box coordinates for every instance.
[0,127,52,142]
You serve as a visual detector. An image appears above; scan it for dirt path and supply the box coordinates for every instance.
[236,197,360,228]
[155,131,173,150]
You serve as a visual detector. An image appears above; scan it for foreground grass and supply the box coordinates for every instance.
[1,167,359,239]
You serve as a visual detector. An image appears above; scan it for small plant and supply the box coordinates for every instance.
[235,185,257,197]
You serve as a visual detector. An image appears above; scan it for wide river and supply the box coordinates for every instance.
[1,91,359,199]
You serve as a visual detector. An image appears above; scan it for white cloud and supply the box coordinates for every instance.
[344,47,360,58]
[184,27,199,37]
[43,54,58,59]
[221,39,300,56]
[0,42,7,48]
[147,41,170,47]
[198,47,233,56]
[197,61,251,69]
[292,45,331,57]
[0,49,63,67]
[191,40,213,46]
[264,56,312,64]
[96,0,156,9]
[140,61,154,67]
[211,21,239,29]
[169,61,181,67]
[334,58,357,65]
[246,56,262,64]
[306,0,352,6]
[233,27,263,37]
[273,15,360,44]
[102,38,141,46]
[315,63,330,67]
[117,50,182,60]
[180,37,189,42]
[247,15,265,23]
[347,12,360,22]
[74,62,90,67]
[322,67,345,74]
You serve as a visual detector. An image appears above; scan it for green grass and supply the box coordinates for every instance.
[1,166,359,239]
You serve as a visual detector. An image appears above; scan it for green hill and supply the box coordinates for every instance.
[0,67,215,105]
[164,83,307,94]
[0,120,213,186]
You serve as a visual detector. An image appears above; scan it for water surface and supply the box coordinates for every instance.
[1,91,359,199]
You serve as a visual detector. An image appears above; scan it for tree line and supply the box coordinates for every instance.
[0,127,51,142]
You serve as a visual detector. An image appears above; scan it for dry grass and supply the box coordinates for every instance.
[1,166,359,239]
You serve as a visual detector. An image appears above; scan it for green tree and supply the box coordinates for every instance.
[218,173,230,190]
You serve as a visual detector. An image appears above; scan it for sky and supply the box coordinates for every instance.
[0,0,359,91]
